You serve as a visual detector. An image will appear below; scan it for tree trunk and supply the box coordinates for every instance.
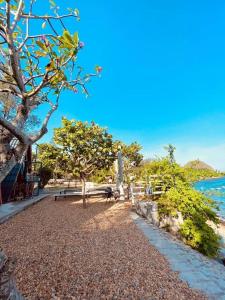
[0,127,13,164]
[0,105,29,167]
[81,178,86,208]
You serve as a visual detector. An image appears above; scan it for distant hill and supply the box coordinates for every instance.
[184,160,214,171]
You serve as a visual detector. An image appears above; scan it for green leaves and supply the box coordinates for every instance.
[49,0,56,8]
[50,70,67,86]
[35,51,47,57]
[53,118,115,180]
[36,40,47,51]
[42,21,47,29]
[74,8,80,17]
[73,32,79,46]
[135,148,221,257]
[59,30,79,50]
[158,181,221,257]
[180,219,220,257]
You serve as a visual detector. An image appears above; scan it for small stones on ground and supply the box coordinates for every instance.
[0,197,206,299]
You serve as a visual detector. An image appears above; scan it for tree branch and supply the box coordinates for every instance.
[0,88,21,97]
[11,0,23,32]
[24,73,45,86]
[20,13,77,21]
[0,79,17,86]
[26,71,51,98]
[29,84,64,143]
[0,116,29,143]
[18,34,56,51]
[5,2,25,93]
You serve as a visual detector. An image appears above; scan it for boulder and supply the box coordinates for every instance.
[159,212,184,235]
[135,200,183,235]
[135,201,159,226]
[0,249,25,300]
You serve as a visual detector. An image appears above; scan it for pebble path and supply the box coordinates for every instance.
[1,197,206,299]
[132,212,225,300]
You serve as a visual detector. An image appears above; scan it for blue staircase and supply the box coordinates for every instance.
[1,162,25,203]
[0,139,27,203]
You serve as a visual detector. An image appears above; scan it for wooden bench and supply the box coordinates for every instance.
[54,189,108,201]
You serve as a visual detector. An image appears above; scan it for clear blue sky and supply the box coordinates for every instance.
[38,0,225,170]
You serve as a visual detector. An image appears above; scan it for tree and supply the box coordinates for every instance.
[114,141,143,183]
[120,142,143,168]
[54,118,115,207]
[91,141,143,184]
[164,144,176,164]
[0,0,101,166]
[38,143,63,178]
[38,166,52,189]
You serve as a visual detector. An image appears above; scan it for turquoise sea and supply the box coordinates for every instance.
[194,177,225,219]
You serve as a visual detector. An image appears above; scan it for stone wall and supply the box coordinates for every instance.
[135,200,183,236]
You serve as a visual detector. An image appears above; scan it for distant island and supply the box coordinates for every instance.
[184,159,224,182]
[185,159,214,170]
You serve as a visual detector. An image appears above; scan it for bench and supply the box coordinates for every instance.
[54,189,109,201]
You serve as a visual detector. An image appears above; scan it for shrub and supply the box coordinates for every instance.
[180,219,220,257]
[134,147,221,257]
[158,180,220,257]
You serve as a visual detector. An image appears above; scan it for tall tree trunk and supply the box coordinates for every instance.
[81,177,86,208]
[0,126,13,164]
[0,104,29,166]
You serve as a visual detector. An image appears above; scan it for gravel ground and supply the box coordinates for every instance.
[0,196,207,300]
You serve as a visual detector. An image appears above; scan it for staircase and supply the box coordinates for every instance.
[0,138,20,183]
[0,139,27,203]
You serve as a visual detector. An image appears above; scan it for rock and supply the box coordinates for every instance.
[135,200,183,235]
[0,249,25,300]
[159,212,184,235]
[0,250,7,270]
[135,201,159,226]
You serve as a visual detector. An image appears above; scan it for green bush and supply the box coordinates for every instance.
[180,219,220,257]
[90,168,113,184]
[183,167,223,182]
[158,180,220,257]
[135,147,221,257]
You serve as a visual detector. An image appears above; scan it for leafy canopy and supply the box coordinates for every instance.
[53,118,115,180]
[0,0,101,144]
[91,141,143,184]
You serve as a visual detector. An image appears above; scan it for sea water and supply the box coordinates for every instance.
[194,177,225,219]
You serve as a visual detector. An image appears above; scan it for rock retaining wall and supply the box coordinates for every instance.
[135,200,183,236]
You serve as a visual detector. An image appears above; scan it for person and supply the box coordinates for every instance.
[146,185,152,195]
[106,186,113,201]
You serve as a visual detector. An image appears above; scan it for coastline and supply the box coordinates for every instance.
[214,220,225,253]
[193,175,225,184]
[194,176,225,254]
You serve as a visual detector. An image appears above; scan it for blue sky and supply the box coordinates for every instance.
[38,0,225,170]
